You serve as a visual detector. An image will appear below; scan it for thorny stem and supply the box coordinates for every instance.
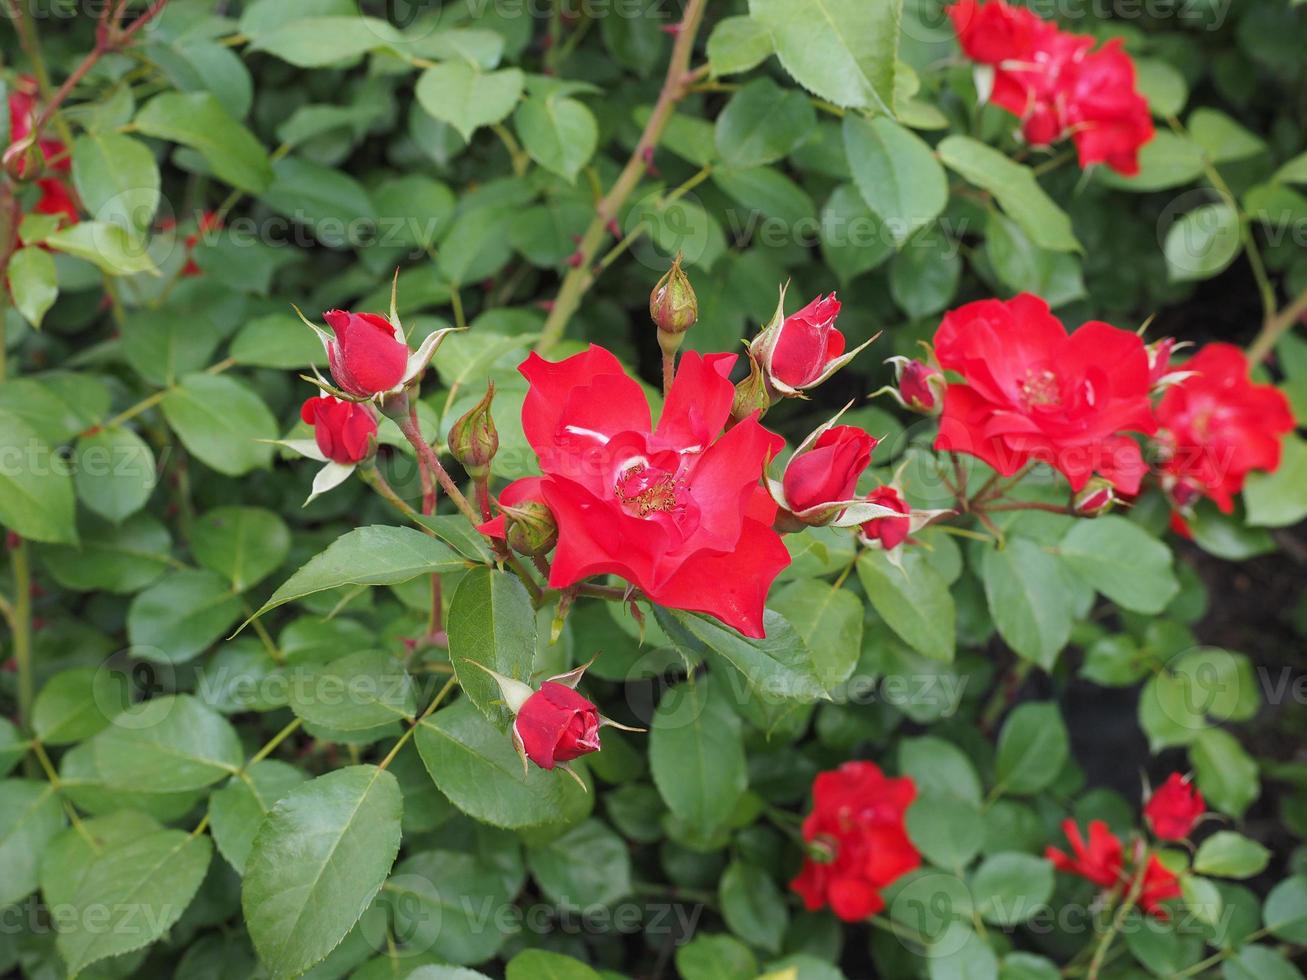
[475,476,493,523]
[534,0,710,353]
[396,412,481,526]
[661,348,676,400]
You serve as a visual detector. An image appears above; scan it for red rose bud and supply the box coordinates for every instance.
[322,309,410,398]
[790,762,920,921]
[1144,773,1204,841]
[781,425,877,525]
[1046,819,1123,889]
[756,292,845,393]
[892,357,945,415]
[650,254,698,359]
[300,396,377,465]
[504,499,558,557]
[515,681,602,771]
[448,381,498,478]
[1136,855,1183,920]
[1073,477,1115,517]
[859,486,911,550]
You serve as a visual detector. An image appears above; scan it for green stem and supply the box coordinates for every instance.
[1086,850,1149,980]
[397,413,481,526]
[377,675,457,771]
[1248,282,1307,366]
[244,718,303,770]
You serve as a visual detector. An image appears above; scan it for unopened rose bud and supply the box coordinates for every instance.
[504,500,558,557]
[1073,478,1115,517]
[780,425,878,527]
[448,381,498,478]
[891,357,945,415]
[650,253,698,342]
[1143,773,1205,841]
[2,138,42,183]
[730,352,772,425]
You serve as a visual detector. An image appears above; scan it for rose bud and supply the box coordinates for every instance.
[1073,477,1115,517]
[780,425,878,527]
[323,309,410,397]
[467,659,643,786]
[730,351,772,425]
[504,499,558,558]
[885,356,945,415]
[300,396,378,465]
[749,288,875,397]
[1143,773,1205,841]
[650,253,698,344]
[858,486,912,550]
[448,381,498,478]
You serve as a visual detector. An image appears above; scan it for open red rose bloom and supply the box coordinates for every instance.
[1143,773,1205,841]
[791,762,920,922]
[1047,818,1181,919]
[949,0,1153,175]
[486,345,790,638]
[934,294,1157,493]
[1154,343,1294,513]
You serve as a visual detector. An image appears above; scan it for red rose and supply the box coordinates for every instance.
[781,425,877,524]
[488,346,790,638]
[32,177,79,228]
[1143,773,1204,841]
[514,681,602,770]
[1046,819,1123,889]
[949,0,1045,66]
[1154,343,1293,513]
[770,293,845,390]
[323,309,410,398]
[1135,855,1182,920]
[300,395,377,465]
[933,294,1157,493]
[1062,40,1154,176]
[7,78,70,178]
[859,487,911,551]
[790,762,920,922]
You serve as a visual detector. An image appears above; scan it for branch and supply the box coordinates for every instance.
[534,0,710,353]
[1248,282,1307,367]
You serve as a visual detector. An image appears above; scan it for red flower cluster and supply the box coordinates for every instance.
[791,762,920,921]
[1047,817,1182,918]
[1154,343,1294,514]
[933,294,1157,493]
[6,78,79,227]
[484,346,790,638]
[1143,773,1205,841]
[949,0,1154,175]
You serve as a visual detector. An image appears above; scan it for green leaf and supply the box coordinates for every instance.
[748,0,901,113]
[161,373,277,477]
[650,681,747,834]
[0,409,77,544]
[1194,832,1271,879]
[1134,58,1188,117]
[714,77,816,169]
[889,227,961,318]
[1244,435,1307,527]
[55,830,211,975]
[0,718,24,778]
[259,155,375,249]
[90,694,242,793]
[677,933,758,980]
[289,650,417,731]
[719,861,787,954]
[243,766,403,980]
[73,426,157,524]
[937,136,1079,253]
[1264,876,1307,943]
[415,63,524,141]
[770,578,863,691]
[1188,108,1266,163]
[7,246,58,328]
[707,16,774,78]
[229,312,328,369]
[972,853,1054,926]
[45,221,159,276]
[898,736,982,805]
[1191,728,1259,819]
[506,950,601,980]
[982,539,1072,670]
[209,760,308,875]
[994,702,1069,796]
[31,666,124,745]
[857,549,955,662]
[39,511,171,594]
[127,568,241,664]
[135,92,273,193]
[414,699,589,829]
[192,506,290,591]
[1058,516,1179,614]
[1098,131,1205,192]
[120,308,222,386]
[1223,946,1306,980]
[249,15,401,67]
[843,115,947,247]
[251,526,465,622]
[71,132,160,232]
[1274,152,1307,186]
[39,810,162,909]
[984,213,1086,308]
[820,183,894,283]
[513,95,597,182]
[1164,203,1241,282]
[448,567,536,725]
[712,167,816,227]
[0,780,66,905]
[527,818,632,908]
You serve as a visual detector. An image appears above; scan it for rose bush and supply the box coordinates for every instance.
[2,1,1307,979]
